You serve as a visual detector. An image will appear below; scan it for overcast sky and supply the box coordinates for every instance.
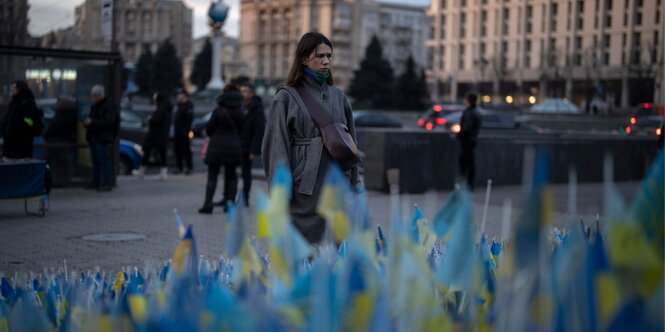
[29,0,430,38]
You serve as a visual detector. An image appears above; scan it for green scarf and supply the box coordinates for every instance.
[304,67,329,84]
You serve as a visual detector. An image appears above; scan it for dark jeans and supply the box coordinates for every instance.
[240,152,253,203]
[458,146,476,191]
[89,139,112,188]
[142,144,167,167]
[203,163,239,207]
[174,133,192,171]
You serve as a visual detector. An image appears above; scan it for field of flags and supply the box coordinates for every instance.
[0,150,663,331]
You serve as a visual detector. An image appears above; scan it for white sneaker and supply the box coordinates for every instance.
[132,166,145,180]
[158,167,168,180]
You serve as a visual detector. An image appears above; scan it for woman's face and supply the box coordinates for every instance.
[303,43,332,73]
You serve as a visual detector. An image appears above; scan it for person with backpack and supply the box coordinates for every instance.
[1,80,43,159]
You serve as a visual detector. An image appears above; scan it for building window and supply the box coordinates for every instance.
[636,0,643,7]
[606,0,613,9]
[480,42,486,55]
[441,46,446,69]
[605,15,612,27]
[525,40,531,68]
[481,10,487,37]
[632,50,641,64]
[459,44,465,69]
[441,15,446,39]
[460,12,466,38]
[503,8,509,34]
[634,12,642,25]
[577,0,584,13]
[633,32,640,47]
[603,51,610,65]
[442,0,447,9]
[577,17,584,29]
[460,0,467,7]
[550,3,558,32]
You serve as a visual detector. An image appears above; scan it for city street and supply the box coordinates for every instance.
[0,169,639,276]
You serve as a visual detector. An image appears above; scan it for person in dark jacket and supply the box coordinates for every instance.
[1,80,43,159]
[135,91,172,180]
[199,87,245,214]
[457,92,482,191]
[236,83,265,206]
[45,95,76,185]
[84,85,119,191]
[173,89,194,174]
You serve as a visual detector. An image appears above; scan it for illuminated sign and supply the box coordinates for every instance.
[25,69,77,81]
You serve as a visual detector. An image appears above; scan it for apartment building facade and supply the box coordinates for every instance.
[239,0,428,90]
[427,0,664,108]
[72,0,192,63]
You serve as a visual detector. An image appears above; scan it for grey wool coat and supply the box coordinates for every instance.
[262,74,361,238]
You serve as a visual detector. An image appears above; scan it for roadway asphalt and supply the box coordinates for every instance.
[0,167,640,276]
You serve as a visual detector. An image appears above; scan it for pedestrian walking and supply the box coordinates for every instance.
[84,85,119,192]
[1,80,43,159]
[238,83,265,206]
[173,89,194,175]
[134,91,172,180]
[261,32,362,244]
[198,87,245,214]
[457,92,482,191]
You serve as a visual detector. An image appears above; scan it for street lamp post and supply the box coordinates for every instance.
[206,1,229,91]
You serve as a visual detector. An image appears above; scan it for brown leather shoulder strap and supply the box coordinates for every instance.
[294,83,333,128]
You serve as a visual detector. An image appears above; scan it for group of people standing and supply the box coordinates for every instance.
[198,83,265,213]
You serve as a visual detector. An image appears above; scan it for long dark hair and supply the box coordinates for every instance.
[282,32,334,88]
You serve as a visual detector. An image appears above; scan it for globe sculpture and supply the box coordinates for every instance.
[206,1,229,91]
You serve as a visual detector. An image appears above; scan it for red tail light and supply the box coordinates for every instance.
[630,117,636,124]
[433,105,443,112]
[451,123,461,133]
[418,118,425,126]
[425,122,434,130]
[435,118,447,125]
[643,103,651,109]
[657,128,662,136]
[625,126,631,134]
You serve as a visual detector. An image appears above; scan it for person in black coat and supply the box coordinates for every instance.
[1,80,43,159]
[457,92,482,191]
[199,87,245,214]
[237,83,265,206]
[45,95,76,185]
[84,85,119,191]
[135,91,172,179]
[173,89,194,174]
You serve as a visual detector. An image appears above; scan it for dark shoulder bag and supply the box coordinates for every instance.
[295,84,361,170]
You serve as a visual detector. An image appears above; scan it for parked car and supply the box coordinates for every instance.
[353,110,402,128]
[118,139,144,175]
[429,108,538,133]
[624,103,664,136]
[529,99,582,114]
[192,111,212,137]
[417,103,465,130]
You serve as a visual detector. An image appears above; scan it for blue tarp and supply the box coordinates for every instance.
[0,159,46,199]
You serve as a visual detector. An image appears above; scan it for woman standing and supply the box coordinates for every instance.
[134,91,172,179]
[198,88,245,214]
[261,32,361,244]
[1,80,43,159]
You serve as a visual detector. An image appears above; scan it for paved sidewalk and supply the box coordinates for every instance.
[0,170,639,275]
